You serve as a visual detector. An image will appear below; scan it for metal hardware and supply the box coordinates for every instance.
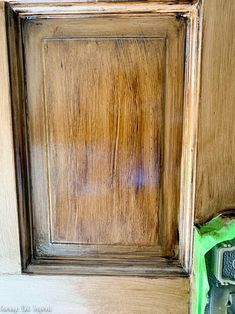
[206,240,235,313]
[211,241,235,286]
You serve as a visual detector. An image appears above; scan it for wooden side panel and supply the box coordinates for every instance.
[43,38,164,246]
[0,2,21,274]
[196,0,235,223]
[0,275,189,314]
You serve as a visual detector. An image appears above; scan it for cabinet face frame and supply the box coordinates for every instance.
[5,1,201,276]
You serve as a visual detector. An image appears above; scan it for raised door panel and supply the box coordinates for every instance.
[7,4,190,275]
[44,38,164,246]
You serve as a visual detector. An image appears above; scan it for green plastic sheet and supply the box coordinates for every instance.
[192,216,235,314]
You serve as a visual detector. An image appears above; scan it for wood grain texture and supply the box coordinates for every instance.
[195,0,235,223]
[0,275,189,314]
[44,38,164,246]
[0,1,21,274]
[20,14,185,266]
[5,0,198,275]
[6,1,197,16]
[6,1,199,22]
[179,1,202,272]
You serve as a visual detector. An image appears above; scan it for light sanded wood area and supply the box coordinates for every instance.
[196,0,235,223]
[0,275,189,313]
[43,38,164,245]
[0,2,21,274]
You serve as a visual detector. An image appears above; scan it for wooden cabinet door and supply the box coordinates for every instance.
[7,2,193,276]
[0,0,204,312]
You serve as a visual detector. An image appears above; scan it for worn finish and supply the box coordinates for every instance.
[7,10,187,275]
[179,1,202,273]
[0,1,21,274]
[5,0,202,276]
[7,1,197,16]
[44,38,164,246]
[196,0,235,223]
[0,276,189,313]
[2,0,235,310]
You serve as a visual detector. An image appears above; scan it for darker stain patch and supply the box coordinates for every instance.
[176,12,187,20]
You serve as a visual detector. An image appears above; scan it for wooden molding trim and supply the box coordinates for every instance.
[8,1,198,16]
[179,1,202,273]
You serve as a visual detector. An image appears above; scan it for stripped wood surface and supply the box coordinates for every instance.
[0,1,21,274]
[43,38,164,246]
[7,11,186,274]
[0,275,189,314]
[196,0,235,223]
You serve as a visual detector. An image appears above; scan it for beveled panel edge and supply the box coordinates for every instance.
[5,0,202,276]
[25,15,183,270]
[29,17,182,261]
[36,28,176,257]
[25,257,187,277]
[178,0,202,273]
[7,1,198,17]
